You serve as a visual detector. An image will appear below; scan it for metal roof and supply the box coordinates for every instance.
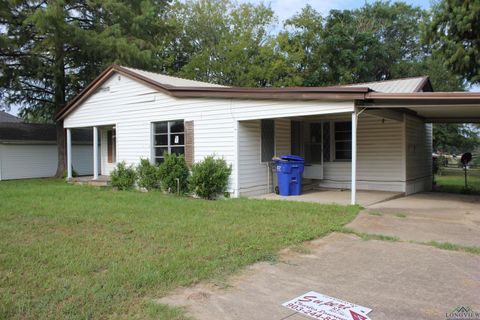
[343,77,430,93]
[0,123,92,143]
[57,65,369,120]
[0,111,21,123]
[120,66,228,88]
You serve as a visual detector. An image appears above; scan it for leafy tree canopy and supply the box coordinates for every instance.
[426,0,480,84]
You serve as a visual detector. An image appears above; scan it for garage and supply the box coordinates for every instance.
[0,122,94,180]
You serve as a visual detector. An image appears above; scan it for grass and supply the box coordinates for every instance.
[333,226,400,242]
[368,211,383,216]
[419,241,480,255]
[435,167,480,195]
[0,179,359,320]
[395,213,407,218]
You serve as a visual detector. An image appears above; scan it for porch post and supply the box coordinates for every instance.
[66,128,72,180]
[93,126,99,180]
[351,108,357,205]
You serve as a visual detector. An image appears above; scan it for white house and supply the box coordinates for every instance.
[0,120,94,180]
[57,65,480,203]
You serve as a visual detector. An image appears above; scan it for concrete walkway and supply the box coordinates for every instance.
[157,193,480,320]
[257,189,403,207]
[350,192,480,247]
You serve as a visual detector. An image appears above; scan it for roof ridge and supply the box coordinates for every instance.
[339,76,428,87]
[118,65,228,88]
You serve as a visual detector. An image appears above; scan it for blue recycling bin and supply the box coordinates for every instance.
[275,155,305,196]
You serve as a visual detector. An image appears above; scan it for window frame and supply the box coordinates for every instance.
[333,121,352,161]
[151,120,185,164]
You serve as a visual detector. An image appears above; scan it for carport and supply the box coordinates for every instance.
[347,91,480,204]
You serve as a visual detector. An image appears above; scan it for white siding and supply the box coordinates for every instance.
[64,73,353,194]
[237,119,291,196]
[275,119,291,156]
[405,115,432,194]
[318,114,405,192]
[0,144,93,180]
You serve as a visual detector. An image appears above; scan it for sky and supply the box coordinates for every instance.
[257,0,432,23]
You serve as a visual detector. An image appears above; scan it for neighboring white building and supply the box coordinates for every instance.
[0,121,94,180]
[57,65,480,203]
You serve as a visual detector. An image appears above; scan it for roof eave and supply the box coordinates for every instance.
[56,64,370,121]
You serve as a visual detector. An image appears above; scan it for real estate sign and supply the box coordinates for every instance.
[282,291,372,320]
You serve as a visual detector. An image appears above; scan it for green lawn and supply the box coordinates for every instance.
[0,179,358,319]
[435,167,480,194]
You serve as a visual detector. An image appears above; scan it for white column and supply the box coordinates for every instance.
[93,126,99,180]
[351,109,357,205]
[233,120,240,198]
[66,128,72,180]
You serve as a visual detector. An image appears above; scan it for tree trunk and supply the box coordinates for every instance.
[54,21,67,178]
[55,119,66,177]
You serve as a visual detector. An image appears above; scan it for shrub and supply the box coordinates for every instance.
[136,159,160,190]
[110,161,137,190]
[158,153,190,194]
[189,155,232,199]
[62,167,78,179]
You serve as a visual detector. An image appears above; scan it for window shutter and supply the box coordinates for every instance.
[184,121,194,166]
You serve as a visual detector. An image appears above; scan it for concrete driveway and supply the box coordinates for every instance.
[158,193,480,320]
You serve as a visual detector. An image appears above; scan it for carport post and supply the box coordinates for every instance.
[351,109,357,205]
[93,126,99,180]
[66,128,72,180]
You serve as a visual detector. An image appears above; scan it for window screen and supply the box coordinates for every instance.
[261,119,274,162]
[153,120,185,164]
[334,121,352,160]
[323,122,330,162]
[291,121,302,156]
[305,123,322,164]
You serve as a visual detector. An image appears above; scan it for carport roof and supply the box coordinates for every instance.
[365,92,480,122]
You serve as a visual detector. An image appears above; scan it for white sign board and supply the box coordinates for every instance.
[282,291,372,320]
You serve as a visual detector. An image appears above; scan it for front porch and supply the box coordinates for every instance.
[66,125,116,181]
[256,189,403,207]
[69,175,110,187]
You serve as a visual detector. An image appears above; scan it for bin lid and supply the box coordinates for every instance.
[279,154,304,162]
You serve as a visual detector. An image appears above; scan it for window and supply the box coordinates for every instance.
[107,128,116,163]
[261,119,274,162]
[305,123,322,164]
[153,120,185,164]
[290,121,303,156]
[334,121,352,160]
[323,122,331,162]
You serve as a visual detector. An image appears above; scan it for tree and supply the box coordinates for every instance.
[167,0,294,87]
[0,0,172,176]
[276,5,324,86]
[277,2,465,91]
[426,0,480,84]
[433,124,480,154]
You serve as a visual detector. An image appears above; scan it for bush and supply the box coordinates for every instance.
[136,159,160,190]
[62,167,78,179]
[189,155,232,199]
[110,161,137,190]
[158,153,190,194]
